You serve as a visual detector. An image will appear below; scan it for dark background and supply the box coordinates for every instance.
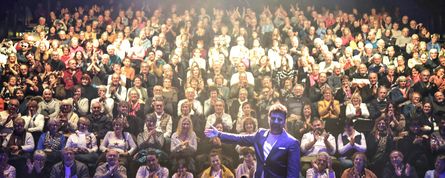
[0,0,443,39]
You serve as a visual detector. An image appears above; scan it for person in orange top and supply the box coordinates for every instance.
[317,87,341,135]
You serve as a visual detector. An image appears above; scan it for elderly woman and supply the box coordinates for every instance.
[24,150,50,178]
[36,118,66,168]
[65,117,98,171]
[306,152,335,178]
[345,93,370,120]
[99,118,137,166]
[389,76,410,106]
[341,152,377,178]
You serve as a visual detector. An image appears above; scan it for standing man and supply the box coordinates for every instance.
[205,103,300,178]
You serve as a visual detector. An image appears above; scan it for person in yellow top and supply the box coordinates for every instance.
[317,87,341,136]
[200,152,234,178]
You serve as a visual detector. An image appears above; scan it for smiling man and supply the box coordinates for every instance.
[205,103,300,178]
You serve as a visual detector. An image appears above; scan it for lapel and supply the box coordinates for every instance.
[257,130,268,162]
[265,131,287,162]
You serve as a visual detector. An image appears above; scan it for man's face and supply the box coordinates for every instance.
[269,111,286,134]
[91,103,102,114]
[421,71,430,82]
[378,89,387,100]
[106,151,119,166]
[153,101,164,114]
[43,91,53,101]
[369,74,378,85]
[435,92,444,102]
[63,151,75,165]
[210,155,221,170]
[146,155,158,170]
[214,101,224,114]
[312,120,324,134]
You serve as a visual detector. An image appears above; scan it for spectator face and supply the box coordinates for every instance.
[412,93,421,104]
[182,119,191,131]
[378,88,387,100]
[312,120,324,134]
[62,149,75,165]
[269,111,286,134]
[215,123,224,132]
[390,151,403,167]
[153,101,164,114]
[210,155,221,171]
[369,73,378,85]
[423,103,432,113]
[48,120,61,134]
[181,103,191,116]
[322,90,332,101]
[91,103,102,115]
[113,122,124,133]
[112,75,120,85]
[129,91,139,101]
[13,119,25,133]
[316,155,328,171]
[421,71,430,82]
[68,60,77,70]
[435,92,444,102]
[15,90,24,100]
[106,150,119,166]
[43,90,53,102]
[353,154,366,169]
[146,154,159,169]
[74,88,82,98]
[377,119,387,131]
[214,101,224,114]
[119,104,128,114]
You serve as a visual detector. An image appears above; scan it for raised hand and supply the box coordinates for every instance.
[204,125,219,138]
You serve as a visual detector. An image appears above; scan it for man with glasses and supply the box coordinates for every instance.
[205,103,300,178]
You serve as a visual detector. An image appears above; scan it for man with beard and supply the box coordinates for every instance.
[205,103,300,178]
[432,91,445,117]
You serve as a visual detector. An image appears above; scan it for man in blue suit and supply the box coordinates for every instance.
[205,103,300,178]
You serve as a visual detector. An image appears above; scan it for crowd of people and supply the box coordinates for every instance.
[0,1,444,177]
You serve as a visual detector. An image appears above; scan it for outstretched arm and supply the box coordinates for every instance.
[204,126,256,146]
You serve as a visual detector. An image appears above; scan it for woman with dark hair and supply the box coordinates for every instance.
[80,74,98,101]
[287,103,316,140]
[71,85,89,116]
[383,102,407,140]
[425,155,445,178]
[416,101,439,135]
[24,75,43,97]
[366,116,394,178]
[341,152,377,178]
[12,88,28,115]
[382,151,417,178]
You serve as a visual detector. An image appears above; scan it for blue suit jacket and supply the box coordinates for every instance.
[220,128,300,178]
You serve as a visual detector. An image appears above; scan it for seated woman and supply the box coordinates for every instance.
[341,152,377,178]
[171,116,197,173]
[99,118,137,166]
[234,102,258,133]
[65,117,98,172]
[389,76,410,106]
[24,150,50,178]
[22,99,45,143]
[366,117,394,178]
[36,118,66,168]
[337,120,367,169]
[0,148,16,178]
[235,147,256,178]
[134,114,167,164]
[2,118,34,178]
[317,87,341,136]
[383,102,407,141]
[172,159,194,178]
[306,152,335,178]
[345,93,370,121]
[425,155,445,178]
[235,117,257,155]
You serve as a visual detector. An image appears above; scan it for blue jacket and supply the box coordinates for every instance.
[220,128,300,178]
